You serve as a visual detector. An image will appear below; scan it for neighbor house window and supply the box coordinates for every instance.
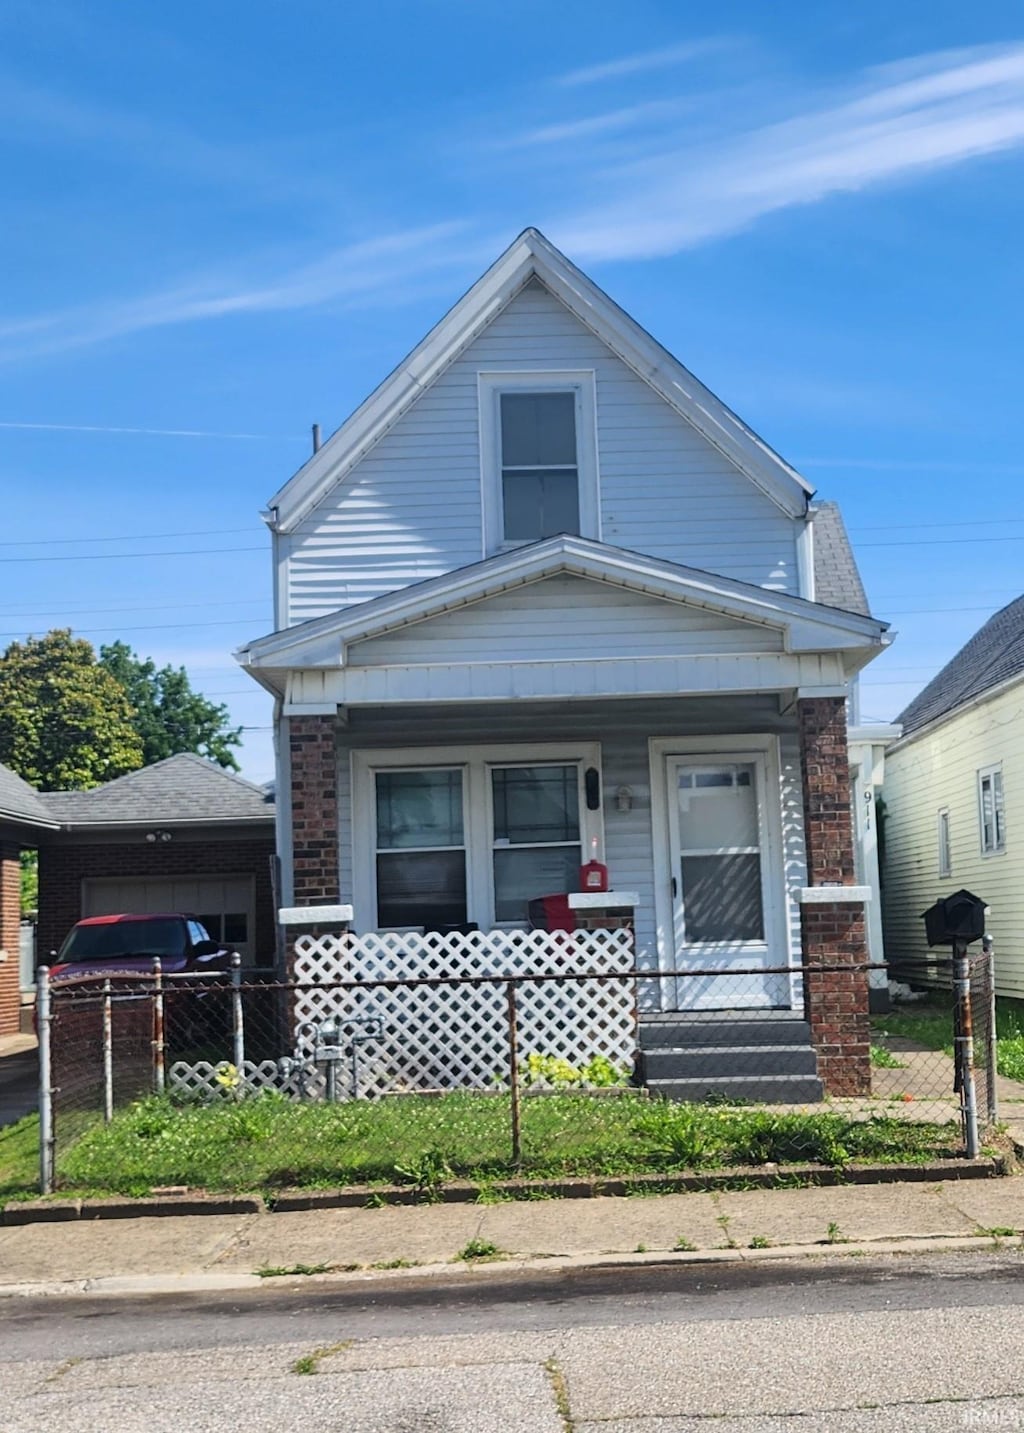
[491,764,582,922]
[374,768,467,928]
[978,766,1005,855]
[479,372,598,552]
[937,808,951,878]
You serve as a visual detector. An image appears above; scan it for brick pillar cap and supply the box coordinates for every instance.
[799,886,872,904]
[279,904,353,926]
[567,891,639,910]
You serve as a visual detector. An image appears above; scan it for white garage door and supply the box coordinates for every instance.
[82,876,256,961]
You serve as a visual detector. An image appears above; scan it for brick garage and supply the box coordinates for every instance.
[36,833,277,966]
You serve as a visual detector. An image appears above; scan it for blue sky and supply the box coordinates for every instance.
[3,2,1024,781]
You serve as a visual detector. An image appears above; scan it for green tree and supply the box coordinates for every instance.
[0,630,143,789]
[99,641,242,771]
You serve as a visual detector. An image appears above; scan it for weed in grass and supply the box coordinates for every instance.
[256,1262,330,1278]
[674,1236,697,1252]
[291,1340,352,1375]
[978,1226,1018,1239]
[457,1237,501,1261]
[870,1045,907,1070]
[716,1213,737,1249]
[364,1192,387,1209]
[749,1235,772,1249]
[371,1258,417,1270]
[393,1148,452,1202]
[475,1186,514,1205]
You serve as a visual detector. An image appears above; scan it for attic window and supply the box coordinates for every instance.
[479,371,598,552]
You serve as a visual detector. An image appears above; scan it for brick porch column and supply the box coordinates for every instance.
[797,697,871,1096]
[0,843,22,1037]
[289,715,340,905]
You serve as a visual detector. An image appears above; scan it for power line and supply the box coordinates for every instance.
[0,545,265,564]
[0,617,270,639]
[0,421,296,440]
[0,597,267,618]
[0,527,256,548]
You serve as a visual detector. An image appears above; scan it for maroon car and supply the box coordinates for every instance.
[50,913,234,980]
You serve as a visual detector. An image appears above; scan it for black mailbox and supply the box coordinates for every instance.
[921,889,987,947]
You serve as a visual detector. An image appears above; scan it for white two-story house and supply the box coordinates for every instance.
[238,229,889,1099]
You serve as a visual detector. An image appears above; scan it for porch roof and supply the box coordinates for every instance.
[238,535,888,688]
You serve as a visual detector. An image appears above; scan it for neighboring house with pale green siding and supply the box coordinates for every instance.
[882,595,1024,999]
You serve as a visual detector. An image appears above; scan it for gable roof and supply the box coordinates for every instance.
[0,761,58,830]
[812,502,870,616]
[41,753,274,828]
[899,595,1024,737]
[239,533,888,677]
[266,228,815,533]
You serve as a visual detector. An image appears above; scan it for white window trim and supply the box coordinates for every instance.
[977,764,1006,857]
[937,807,952,878]
[352,741,603,931]
[478,370,600,554]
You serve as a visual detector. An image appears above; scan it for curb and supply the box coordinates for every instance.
[0,1234,1019,1302]
[0,1156,1008,1226]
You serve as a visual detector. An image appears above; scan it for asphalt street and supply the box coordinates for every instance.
[4,1249,1024,1430]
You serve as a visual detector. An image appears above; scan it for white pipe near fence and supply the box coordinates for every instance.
[36,965,53,1195]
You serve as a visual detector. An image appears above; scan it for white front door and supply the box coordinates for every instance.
[665,753,789,1010]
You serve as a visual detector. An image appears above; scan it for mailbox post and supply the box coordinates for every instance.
[921,889,987,1158]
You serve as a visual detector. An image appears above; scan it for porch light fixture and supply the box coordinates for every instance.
[615,786,633,812]
[145,830,173,843]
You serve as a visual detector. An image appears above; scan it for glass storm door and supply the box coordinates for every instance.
[666,757,786,1010]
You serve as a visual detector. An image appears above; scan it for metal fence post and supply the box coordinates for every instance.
[152,957,165,1095]
[953,940,980,1158]
[37,964,54,1195]
[231,951,245,1076]
[506,980,521,1167]
[983,933,999,1126]
[102,978,113,1123]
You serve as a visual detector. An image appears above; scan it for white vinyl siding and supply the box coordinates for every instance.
[883,684,1024,997]
[284,279,800,623]
[347,575,784,667]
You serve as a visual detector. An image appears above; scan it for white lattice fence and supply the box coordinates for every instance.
[291,928,638,1097]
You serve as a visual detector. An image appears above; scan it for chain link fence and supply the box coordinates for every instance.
[36,940,1001,1196]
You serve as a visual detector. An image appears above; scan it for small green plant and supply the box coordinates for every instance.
[457,1237,501,1261]
[290,1340,352,1375]
[716,1213,737,1249]
[371,1257,417,1269]
[674,1235,697,1252]
[825,1221,848,1244]
[364,1191,387,1209]
[749,1235,772,1249]
[521,1052,628,1088]
[634,1242,648,1253]
[870,1045,906,1070]
[394,1148,451,1201]
[256,1262,330,1278]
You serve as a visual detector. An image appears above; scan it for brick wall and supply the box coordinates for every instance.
[289,715,340,904]
[36,835,277,967]
[797,697,870,1096]
[0,842,21,1037]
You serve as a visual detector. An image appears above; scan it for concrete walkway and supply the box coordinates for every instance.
[0,1034,37,1129]
[2,1173,1023,1297]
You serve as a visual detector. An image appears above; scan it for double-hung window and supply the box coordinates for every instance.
[355,743,601,930]
[479,372,598,551]
[978,766,1005,856]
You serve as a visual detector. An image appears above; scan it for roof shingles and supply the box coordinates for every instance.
[41,753,273,826]
[898,594,1024,736]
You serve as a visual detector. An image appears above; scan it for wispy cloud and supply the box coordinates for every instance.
[0,421,293,439]
[552,42,1024,259]
[498,99,689,149]
[555,39,730,88]
[0,223,475,363]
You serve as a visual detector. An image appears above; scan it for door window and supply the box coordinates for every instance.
[675,764,764,942]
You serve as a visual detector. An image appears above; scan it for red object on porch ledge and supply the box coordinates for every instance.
[528,894,576,933]
[579,838,609,893]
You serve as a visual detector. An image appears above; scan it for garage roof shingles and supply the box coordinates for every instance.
[0,761,57,828]
[899,594,1024,737]
[42,752,274,827]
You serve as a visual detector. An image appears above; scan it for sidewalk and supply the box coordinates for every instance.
[2,1173,1021,1297]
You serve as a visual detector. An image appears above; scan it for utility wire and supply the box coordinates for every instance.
[0,527,256,547]
[0,545,265,564]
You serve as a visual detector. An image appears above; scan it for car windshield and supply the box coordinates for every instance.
[58,918,186,962]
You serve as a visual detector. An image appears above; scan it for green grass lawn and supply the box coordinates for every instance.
[872,998,1024,1083]
[0,1116,39,1203]
[26,1092,963,1200]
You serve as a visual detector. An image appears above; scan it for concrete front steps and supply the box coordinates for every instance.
[638,1011,824,1104]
